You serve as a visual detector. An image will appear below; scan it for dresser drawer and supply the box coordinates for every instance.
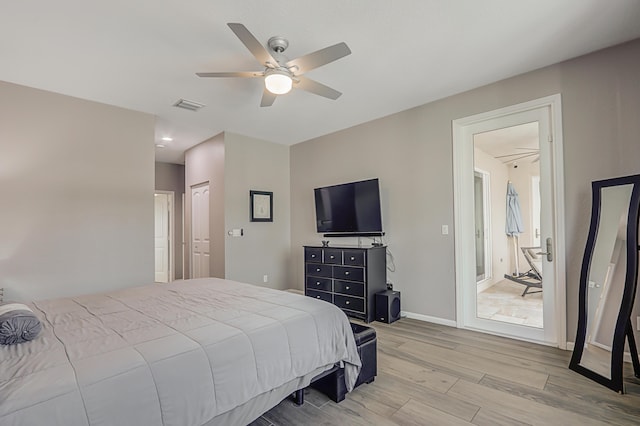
[306,277,332,292]
[306,263,332,278]
[305,247,323,263]
[306,289,332,303]
[334,294,365,313]
[333,266,364,282]
[343,250,365,267]
[323,249,343,264]
[334,280,364,297]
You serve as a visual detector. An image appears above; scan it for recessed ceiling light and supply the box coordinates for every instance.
[161,137,173,142]
[155,144,166,148]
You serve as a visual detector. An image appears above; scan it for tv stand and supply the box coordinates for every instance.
[304,245,387,322]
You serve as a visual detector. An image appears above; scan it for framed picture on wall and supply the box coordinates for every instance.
[250,190,273,222]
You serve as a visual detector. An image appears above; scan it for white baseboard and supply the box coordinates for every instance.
[476,279,495,293]
[401,311,457,328]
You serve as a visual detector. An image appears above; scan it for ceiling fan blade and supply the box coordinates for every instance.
[260,88,277,107]
[286,42,351,75]
[227,23,278,67]
[496,152,538,159]
[295,76,342,100]
[495,152,526,159]
[498,152,539,163]
[196,71,263,78]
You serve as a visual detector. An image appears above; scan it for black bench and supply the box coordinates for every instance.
[294,322,377,405]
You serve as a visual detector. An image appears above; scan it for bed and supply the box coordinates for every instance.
[0,278,361,426]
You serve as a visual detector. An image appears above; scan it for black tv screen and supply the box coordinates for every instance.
[314,178,383,235]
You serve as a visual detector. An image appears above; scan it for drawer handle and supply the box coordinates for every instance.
[316,268,321,272]
[345,271,350,276]
[346,301,350,305]
[350,256,355,261]
[311,254,316,258]
[316,296,321,299]
[330,255,335,259]
[346,286,350,290]
[316,281,321,285]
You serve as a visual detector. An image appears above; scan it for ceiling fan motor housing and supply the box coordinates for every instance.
[268,36,289,53]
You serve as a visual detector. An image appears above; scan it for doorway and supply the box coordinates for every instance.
[154,191,175,283]
[453,95,566,348]
[191,182,210,278]
[474,123,542,327]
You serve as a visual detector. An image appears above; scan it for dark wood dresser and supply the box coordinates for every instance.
[304,245,387,323]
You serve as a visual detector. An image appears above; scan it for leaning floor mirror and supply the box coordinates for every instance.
[569,174,640,393]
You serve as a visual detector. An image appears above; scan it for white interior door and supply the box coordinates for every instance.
[154,192,170,283]
[453,95,566,347]
[191,183,210,278]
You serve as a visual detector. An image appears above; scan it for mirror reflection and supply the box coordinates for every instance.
[578,184,633,379]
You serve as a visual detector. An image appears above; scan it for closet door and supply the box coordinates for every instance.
[191,183,210,278]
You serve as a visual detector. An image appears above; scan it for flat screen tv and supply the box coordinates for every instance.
[314,178,383,236]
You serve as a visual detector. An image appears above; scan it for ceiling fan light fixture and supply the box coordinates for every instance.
[264,69,292,95]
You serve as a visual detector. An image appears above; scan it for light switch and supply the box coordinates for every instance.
[441,225,449,235]
[231,228,243,237]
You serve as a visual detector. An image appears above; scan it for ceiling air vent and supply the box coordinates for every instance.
[173,98,205,111]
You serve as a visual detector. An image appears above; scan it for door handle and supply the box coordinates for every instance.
[536,237,553,262]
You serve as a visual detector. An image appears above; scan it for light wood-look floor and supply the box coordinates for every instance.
[250,318,640,426]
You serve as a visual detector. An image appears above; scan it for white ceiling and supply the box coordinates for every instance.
[2,1,640,164]
[474,122,539,164]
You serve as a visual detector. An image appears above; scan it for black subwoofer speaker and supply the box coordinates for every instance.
[375,290,401,324]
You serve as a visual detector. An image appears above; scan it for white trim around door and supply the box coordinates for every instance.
[453,94,567,349]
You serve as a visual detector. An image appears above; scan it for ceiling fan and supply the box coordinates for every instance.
[196,23,351,107]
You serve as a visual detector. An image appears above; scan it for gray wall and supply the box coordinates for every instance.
[155,162,186,279]
[224,132,291,289]
[182,132,291,289]
[290,39,640,340]
[0,80,155,301]
[184,133,226,279]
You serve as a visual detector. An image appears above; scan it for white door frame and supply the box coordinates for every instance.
[474,168,492,289]
[154,190,175,283]
[532,175,541,247]
[453,94,567,349]
[182,192,186,280]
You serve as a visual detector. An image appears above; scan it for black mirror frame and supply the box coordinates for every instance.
[569,174,640,393]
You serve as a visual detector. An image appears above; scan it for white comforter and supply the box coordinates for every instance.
[0,278,361,426]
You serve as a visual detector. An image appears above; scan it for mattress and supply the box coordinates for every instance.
[0,278,361,426]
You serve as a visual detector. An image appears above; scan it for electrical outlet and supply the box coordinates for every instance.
[442,225,449,235]
[263,275,268,283]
